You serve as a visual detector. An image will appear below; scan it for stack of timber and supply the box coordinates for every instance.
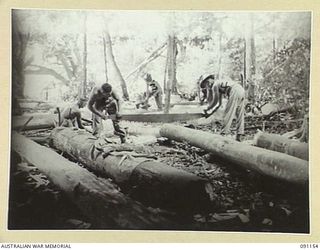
[159,124,308,185]
[49,127,213,212]
[253,131,309,161]
[11,132,175,229]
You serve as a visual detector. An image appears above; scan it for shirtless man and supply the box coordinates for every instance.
[60,97,86,129]
[87,83,126,143]
[202,75,245,141]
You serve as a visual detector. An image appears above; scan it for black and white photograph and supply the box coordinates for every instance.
[9,9,311,233]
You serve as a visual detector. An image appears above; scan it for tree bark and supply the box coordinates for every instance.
[81,13,87,98]
[104,32,129,100]
[245,14,256,98]
[243,38,247,83]
[217,31,223,79]
[253,131,308,161]
[12,12,32,98]
[159,124,308,185]
[164,35,174,114]
[102,37,108,82]
[11,132,174,229]
[49,127,213,212]
[249,14,256,76]
[171,37,178,94]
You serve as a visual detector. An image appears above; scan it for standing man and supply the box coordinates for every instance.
[139,73,163,111]
[60,97,87,129]
[87,83,126,143]
[202,75,245,141]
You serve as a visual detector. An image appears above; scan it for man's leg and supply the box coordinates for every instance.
[92,113,103,136]
[61,118,73,127]
[221,90,238,135]
[155,94,163,111]
[236,98,245,135]
[107,104,126,143]
[112,119,126,143]
[235,85,245,141]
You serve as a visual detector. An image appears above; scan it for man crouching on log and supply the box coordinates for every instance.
[87,83,126,143]
[202,74,245,142]
[60,97,87,128]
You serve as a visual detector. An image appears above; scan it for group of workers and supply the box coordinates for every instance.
[59,72,245,142]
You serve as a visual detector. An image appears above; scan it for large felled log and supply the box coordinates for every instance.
[11,132,174,229]
[49,127,213,212]
[160,124,308,185]
[253,131,308,161]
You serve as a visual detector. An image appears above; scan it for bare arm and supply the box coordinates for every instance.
[87,88,105,118]
[111,91,121,113]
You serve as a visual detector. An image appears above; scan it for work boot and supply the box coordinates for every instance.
[236,134,243,142]
[120,136,126,144]
[114,130,126,144]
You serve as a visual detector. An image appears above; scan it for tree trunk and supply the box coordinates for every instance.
[245,14,256,98]
[102,37,108,82]
[159,124,308,185]
[164,35,175,114]
[11,132,174,229]
[49,127,213,212]
[171,37,178,94]
[104,32,129,100]
[272,37,276,67]
[12,19,32,98]
[243,38,247,83]
[253,131,308,161]
[217,32,223,79]
[250,15,256,76]
[163,48,169,94]
[80,13,87,98]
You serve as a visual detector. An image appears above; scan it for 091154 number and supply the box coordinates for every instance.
[300,244,319,248]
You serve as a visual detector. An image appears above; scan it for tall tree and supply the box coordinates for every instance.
[164,35,175,113]
[25,34,83,100]
[102,37,108,82]
[245,13,256,101]
[80,12,88,98]
[171,36,178,94]
[12,12,34,98]
[103,31,130,100]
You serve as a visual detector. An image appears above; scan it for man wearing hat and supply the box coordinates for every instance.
[198,74,215,105]
[87,83,126,143]
[201,75,245,142]
[136,73,163,111]
[60,97,87,129]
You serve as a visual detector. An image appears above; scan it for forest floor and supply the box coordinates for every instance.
[8,105,309,233]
